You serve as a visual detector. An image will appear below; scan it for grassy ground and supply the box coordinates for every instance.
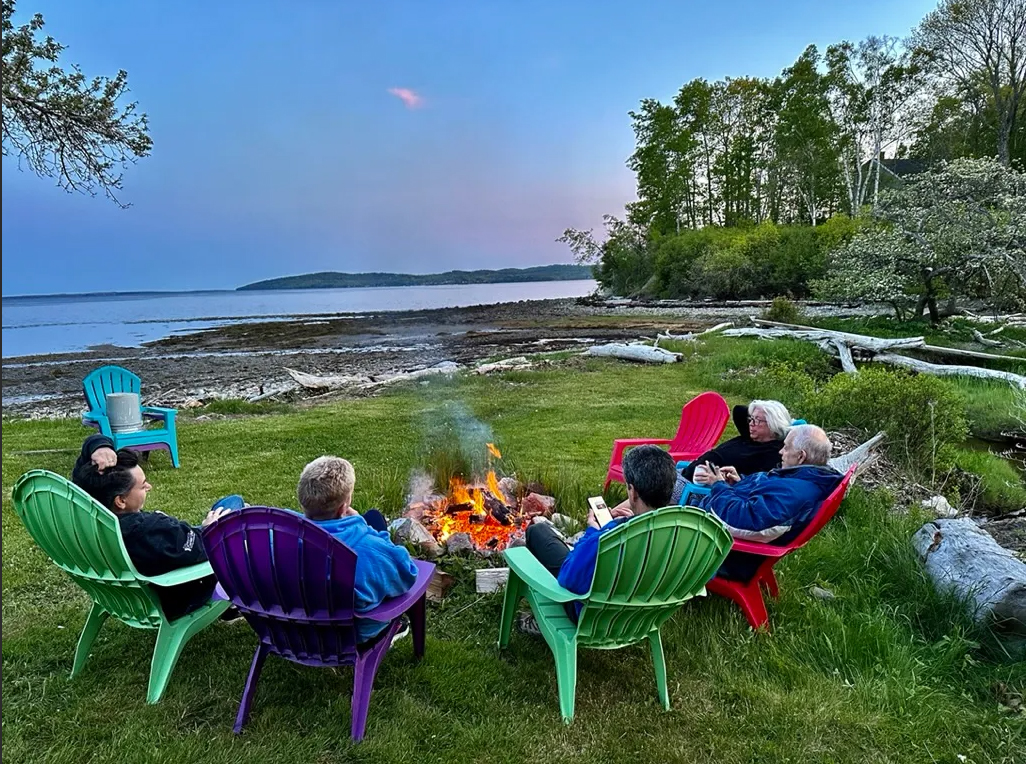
[3,351,1025,764]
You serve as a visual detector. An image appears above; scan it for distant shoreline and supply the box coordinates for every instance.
[3,265,594,300]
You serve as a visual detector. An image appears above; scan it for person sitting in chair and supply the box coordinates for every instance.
[671,400,792,504]
[72,442,230,621]
[296,456,419,645]
[525,445,677,622]
[688,424,842,581]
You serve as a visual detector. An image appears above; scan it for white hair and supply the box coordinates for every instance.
[749,400,792,439]
[789,424,832,465]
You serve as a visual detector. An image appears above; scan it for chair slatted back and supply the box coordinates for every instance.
[83,365,141,415]
[202,508,360,665]
[577,506,732,647]
[669,391,730,456]
[12,470,162,627]
[782,464,857,551]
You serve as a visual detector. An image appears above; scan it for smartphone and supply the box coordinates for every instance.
[588,496,613,527]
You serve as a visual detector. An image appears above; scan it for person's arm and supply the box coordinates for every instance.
[351,536,419,614]
[706,480,803,541]
[74,434,116,474]
[122,513,209,576]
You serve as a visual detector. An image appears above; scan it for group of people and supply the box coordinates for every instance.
[70,397,841,642]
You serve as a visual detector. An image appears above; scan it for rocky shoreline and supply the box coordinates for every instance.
[3,297,885,419]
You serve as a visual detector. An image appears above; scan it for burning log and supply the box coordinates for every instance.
[484,493,512,525]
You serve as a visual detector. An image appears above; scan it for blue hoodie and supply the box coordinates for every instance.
[556,517,631,618]
[699,465,842,543]
[313,515,419,643]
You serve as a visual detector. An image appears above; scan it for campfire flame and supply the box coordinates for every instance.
[406,443,532,552]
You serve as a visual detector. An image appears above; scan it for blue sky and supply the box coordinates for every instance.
[2,0,934,295]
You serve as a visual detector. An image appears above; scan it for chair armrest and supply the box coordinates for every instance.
[727,539,790,558]
[362,560,436,622]
[82,412,113,437]
[503,547,584,603]
[138,561,216,587]
[142,406,177,421]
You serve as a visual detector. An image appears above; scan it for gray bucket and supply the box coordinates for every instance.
[106,392,144,433]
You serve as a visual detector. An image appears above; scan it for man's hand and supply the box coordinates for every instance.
[610,506,634,520]
[201,507,232,528]
[719,466,741,485]
[90,447,117,472]
[586,508,601,530]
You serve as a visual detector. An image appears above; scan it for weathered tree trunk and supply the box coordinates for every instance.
[913,518,1026,638]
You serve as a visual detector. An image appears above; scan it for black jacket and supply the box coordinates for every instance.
[680,405,783,481]
[74,436,215,620]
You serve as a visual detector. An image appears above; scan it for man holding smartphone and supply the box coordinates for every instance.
[522,445,677,624]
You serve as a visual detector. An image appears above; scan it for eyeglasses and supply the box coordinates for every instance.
[749,416,767,425]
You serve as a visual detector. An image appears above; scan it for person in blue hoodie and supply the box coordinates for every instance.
[690,424,841,581]
[524,445,677,623]
[296,456,419,645]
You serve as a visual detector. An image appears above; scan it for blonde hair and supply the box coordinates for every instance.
[297,456,355,520]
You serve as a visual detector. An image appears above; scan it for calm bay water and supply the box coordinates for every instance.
[2,280,597,358]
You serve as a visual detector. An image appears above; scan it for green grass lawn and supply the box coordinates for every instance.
[3,356,1024,764]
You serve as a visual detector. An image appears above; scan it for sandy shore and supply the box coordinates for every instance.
[2,297,882,419]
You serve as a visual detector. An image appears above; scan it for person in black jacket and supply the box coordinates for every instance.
[72,436,230,620]
[671,400,793,504]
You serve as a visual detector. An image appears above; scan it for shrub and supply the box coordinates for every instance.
[806,367,970,474]
[762,297,805,324]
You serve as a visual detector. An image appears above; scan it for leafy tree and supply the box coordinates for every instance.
[1,0,151,205]
[913,0,1026,167]
[558,216,652,296]
[826,36,922,213]
[816,157,1026,321]
[771,46,842,225]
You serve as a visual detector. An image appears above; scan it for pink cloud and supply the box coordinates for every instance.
[387,87,425,110]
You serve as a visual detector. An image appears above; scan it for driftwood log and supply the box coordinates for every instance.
[584,343,681,364]
[872,354,1026,388]
[912,518,1026,640]
[723,322,1026,388]
[655,321,733,344]
[285,361,460,391]
[475,567,510,593]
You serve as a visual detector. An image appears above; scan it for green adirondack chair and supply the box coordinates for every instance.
[11,470,230,703]
[498,506,732,722]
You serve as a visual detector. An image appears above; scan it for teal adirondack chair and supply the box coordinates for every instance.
[82,365,180,467]
[11,470,229,703]
[498,506,732,722]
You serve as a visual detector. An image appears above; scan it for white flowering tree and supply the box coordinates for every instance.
[816,157,1026,322]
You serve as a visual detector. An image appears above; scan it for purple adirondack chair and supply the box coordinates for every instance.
[202,507,435,741]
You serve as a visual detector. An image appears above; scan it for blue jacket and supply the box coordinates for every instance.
[701,465,841,543]
[313,515,419,643]
[557,517,630,617]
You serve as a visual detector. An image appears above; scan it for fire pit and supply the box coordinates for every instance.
[398,444,555,556]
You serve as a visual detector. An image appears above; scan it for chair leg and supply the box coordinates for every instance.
[167,436,180,468]
[351,623,397,742]
[234,643,270,734]
[497,570,524,649]
[147,621,190,704]
[649,630,670,711]
[71,603,109,679]
[410,594,427,660]
[738,583,771,631]
[761,570,779,599]
[553,641,578,724]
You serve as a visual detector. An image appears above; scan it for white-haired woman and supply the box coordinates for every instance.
[671,400,792,503]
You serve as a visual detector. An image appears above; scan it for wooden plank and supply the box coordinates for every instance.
[475,567,510,593]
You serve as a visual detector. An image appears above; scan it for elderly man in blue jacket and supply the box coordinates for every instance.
[690,423,841,580]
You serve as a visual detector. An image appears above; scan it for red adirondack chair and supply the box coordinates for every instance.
[705,463,857,630]
[603,391,730,491]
